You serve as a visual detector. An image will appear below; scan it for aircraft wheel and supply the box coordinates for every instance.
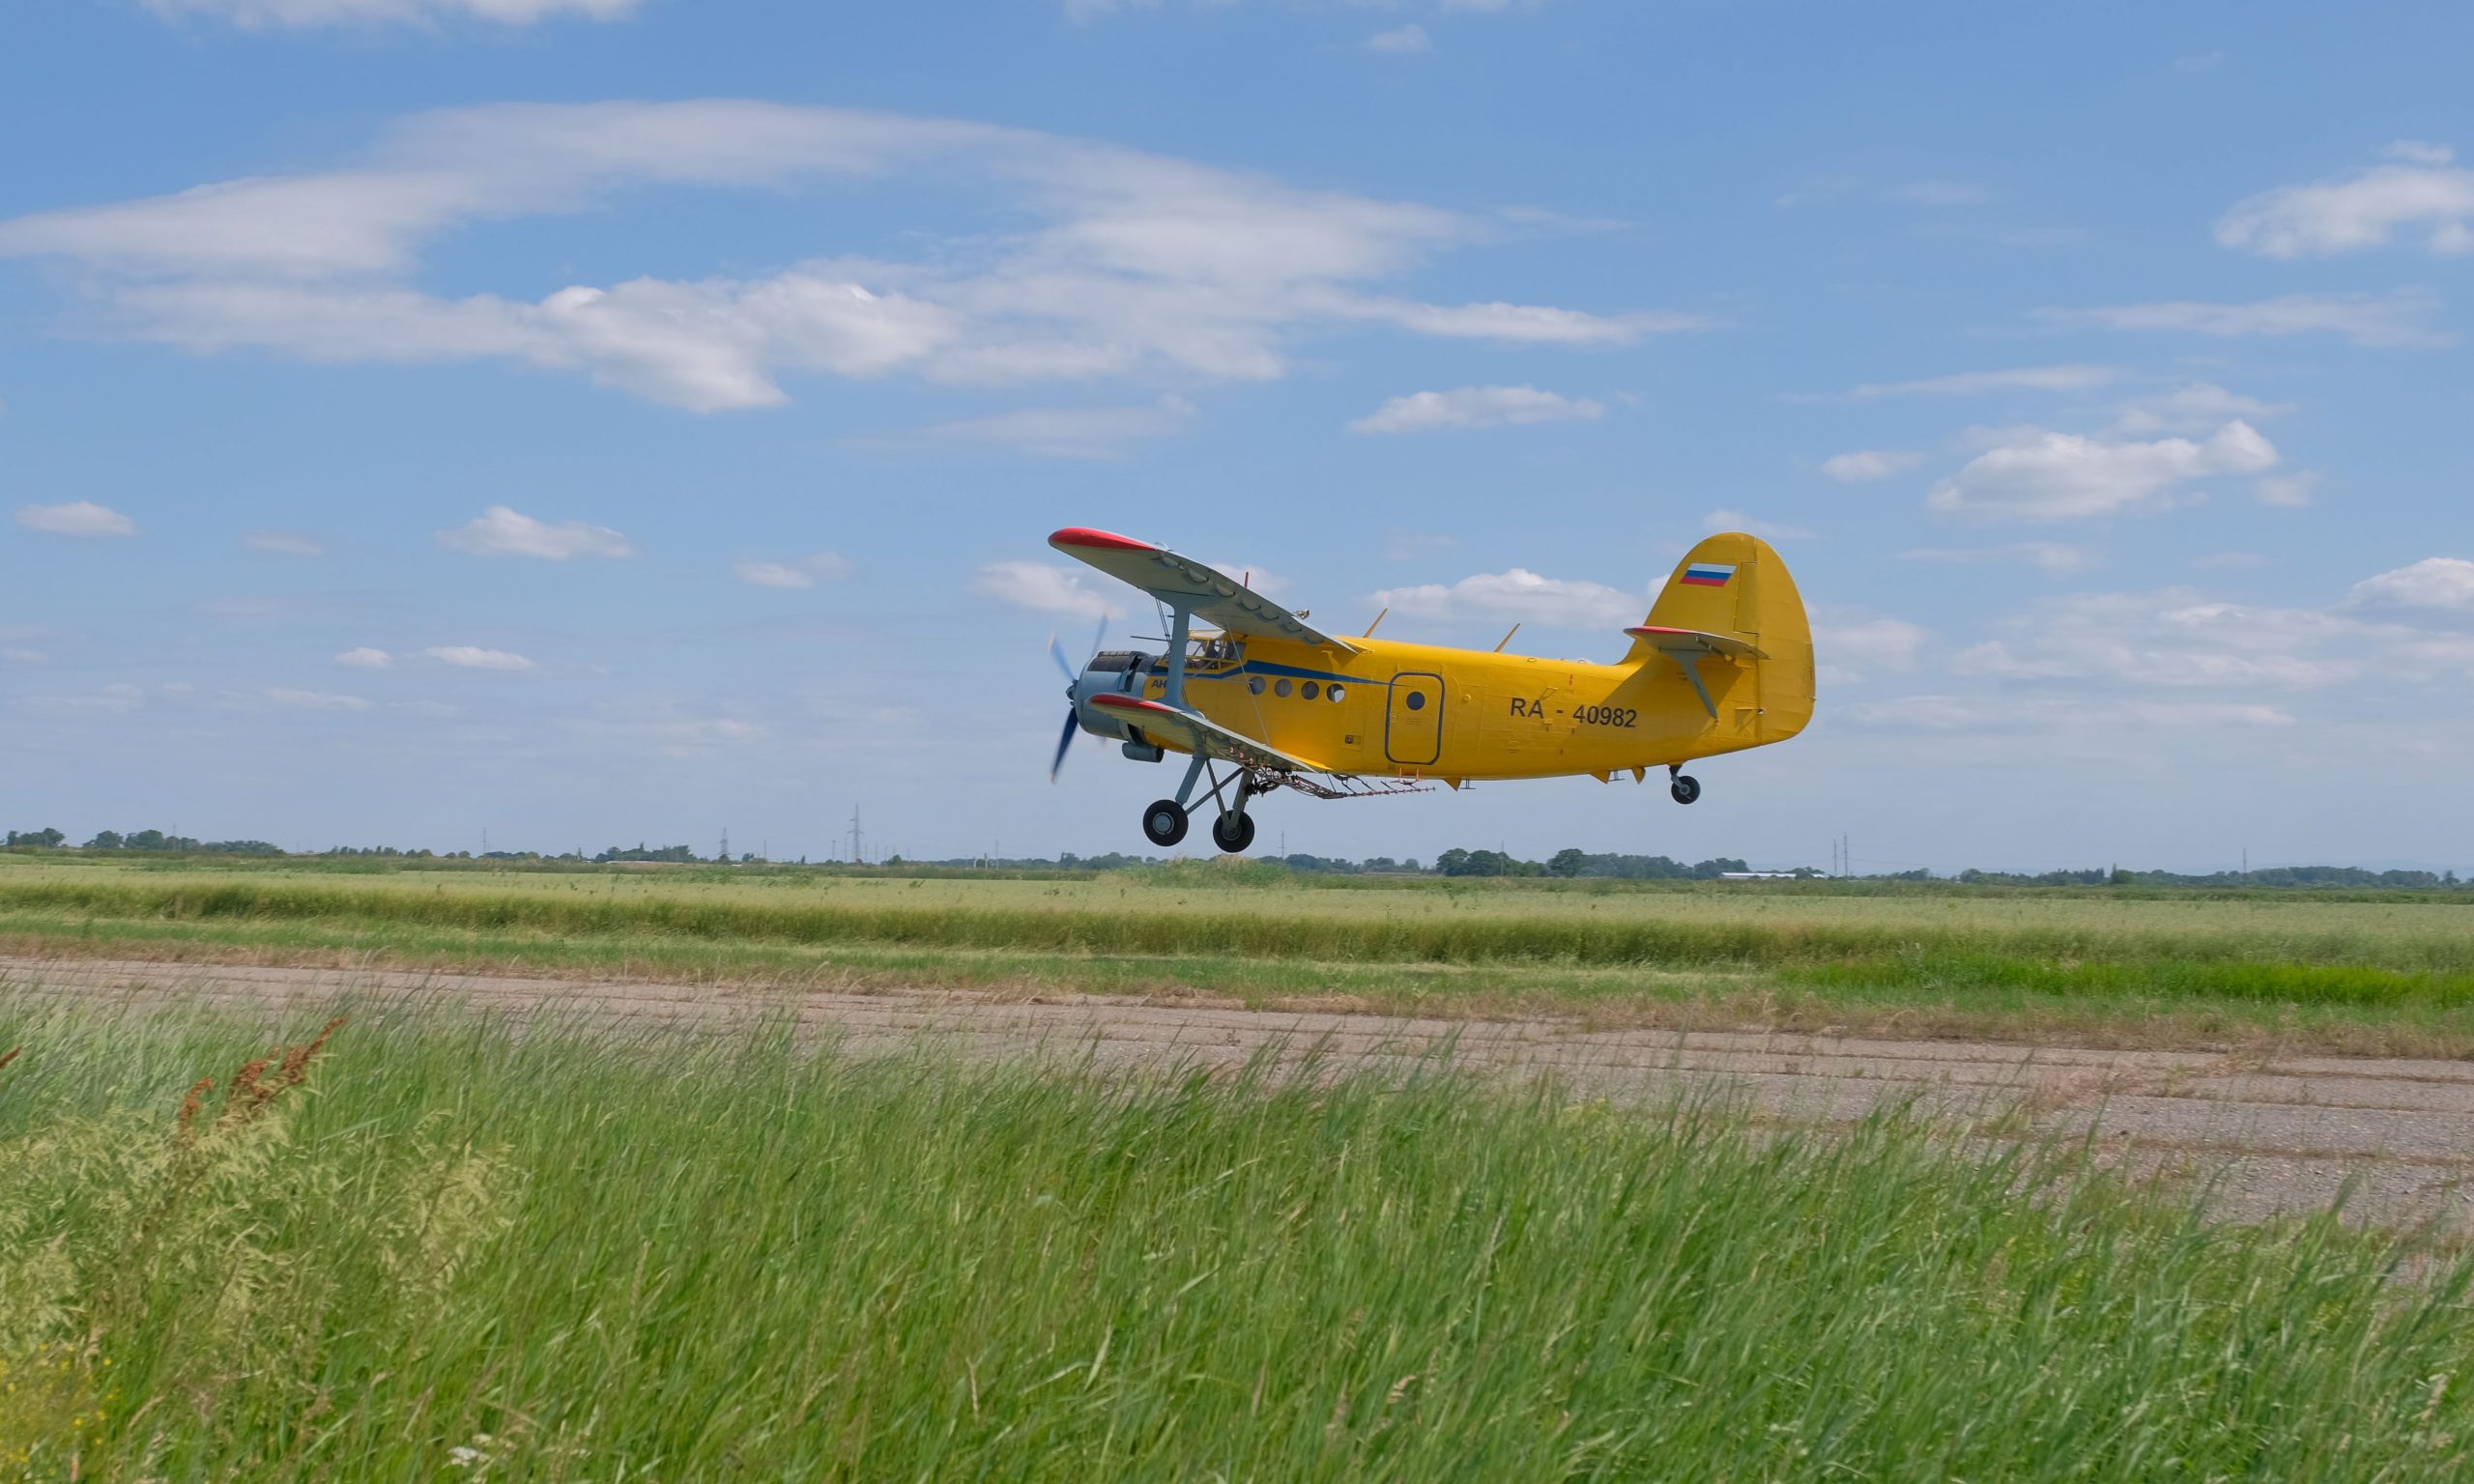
[1670,774,1702,806]
[1211,812,1257,853]
[1142,799,1190,847]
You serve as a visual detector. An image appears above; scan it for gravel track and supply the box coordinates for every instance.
[9,955,2473,1231]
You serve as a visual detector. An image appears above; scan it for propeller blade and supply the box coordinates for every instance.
[1087,611,1109,665]
[1050,634,1077,682]
[1049,707,1081,783]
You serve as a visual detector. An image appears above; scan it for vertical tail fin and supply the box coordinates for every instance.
[1624,532,1814,744]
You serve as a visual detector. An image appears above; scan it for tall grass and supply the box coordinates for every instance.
[7,873,2474,1010]
[4,1002,2474,1479]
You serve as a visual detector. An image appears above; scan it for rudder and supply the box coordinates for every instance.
[1625,532,1815,744]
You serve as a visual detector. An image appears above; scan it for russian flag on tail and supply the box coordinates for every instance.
[1680,561,1737,587]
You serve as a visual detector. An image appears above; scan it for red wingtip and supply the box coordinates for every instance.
[1090,693,1172,713]
[1049,527,1158,554]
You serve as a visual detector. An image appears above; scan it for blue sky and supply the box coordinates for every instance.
[4,0,2470,871]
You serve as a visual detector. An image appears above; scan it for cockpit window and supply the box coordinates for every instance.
[1188,637,1244,673]
[1092,642,1244,678]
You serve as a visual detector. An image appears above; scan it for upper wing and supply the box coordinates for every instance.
[1088,694,1333,775]
[1050,528,1358,653]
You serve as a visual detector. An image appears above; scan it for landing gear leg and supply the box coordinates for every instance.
[1211,779,1257,853]
[1668,763,1702,806]
[1141,753,1212,848]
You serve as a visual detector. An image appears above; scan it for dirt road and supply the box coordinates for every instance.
[9,955,2472,1231]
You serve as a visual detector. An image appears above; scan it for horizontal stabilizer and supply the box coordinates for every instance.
[1623,625,1768,661]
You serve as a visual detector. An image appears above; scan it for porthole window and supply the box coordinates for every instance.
[1328,684,1346,703]
[1301,681,1320,700]
[1248,676,1265,696]
[1405,691,1427,711]
[1274,678,1292,698]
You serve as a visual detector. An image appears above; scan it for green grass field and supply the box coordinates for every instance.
[6,855,2474,1051]
[5,999,2473,1480]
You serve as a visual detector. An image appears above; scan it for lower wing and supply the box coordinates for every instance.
[1089,695,1331,776]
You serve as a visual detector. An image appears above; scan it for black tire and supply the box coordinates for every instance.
[1670,774,1702,806]
[1142,799,1190,847]
[1211,812,1257,853]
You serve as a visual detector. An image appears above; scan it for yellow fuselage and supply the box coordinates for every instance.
[1126,631,1809,785]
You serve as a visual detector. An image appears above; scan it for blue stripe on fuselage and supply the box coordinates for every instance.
[1130,659,1361,686]
[1228,658,1356,684]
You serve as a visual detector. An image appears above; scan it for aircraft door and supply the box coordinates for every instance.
[1384,671,1445,766]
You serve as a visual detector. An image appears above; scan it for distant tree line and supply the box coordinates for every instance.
[4,826,2464,888]
[8,827,284,854]
[1957,865,2464,890]
[596,843,701,863]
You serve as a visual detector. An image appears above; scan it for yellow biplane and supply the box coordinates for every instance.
[1047,527,1816,851]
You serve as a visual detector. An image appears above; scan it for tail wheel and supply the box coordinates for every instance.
[1211,812,1257,853]
[1142,799,1190,847]
[1670,774,1702,805]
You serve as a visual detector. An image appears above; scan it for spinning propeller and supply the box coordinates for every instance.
[1049,611,1110,781]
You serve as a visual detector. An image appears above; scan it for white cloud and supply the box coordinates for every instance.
[422,645,535,671]
[1884,181,1989,206]
[266,687,373,711]
[3,648,46,665]
[973,560,1111,619]
[733,562,812,589]
[334,646,394,669]
[439,504,633,560]
[2216,143,2474,258]
[2032,290,2445,348]
[15,500,137,537]
[1898,542,2091,573]
[2112,383,2288,435]
[1814,615,1930,683]
[905,397,1193,458]
[242,528,326,556]
[1336,299,1709,344]
[734,553,852,588]
[1926,421,2278,522]
[2350,557,2474,614]
[1946,583,2474,696]
[572,706,767,755]
[1701,509,1813,541]
[141,0,637,27]
[21,683,144,715]
[2255,471,2319,508]
[1366,23,1431,53]
[1371,568,1645,630]
[0,101,1694,412]
[1821,449,1919,482]
[1383,530,1456,563]
[1844,693,2297,735]
[1070,0,1544,14]
[1843,364,2113,399]
[1348,385,1602,434]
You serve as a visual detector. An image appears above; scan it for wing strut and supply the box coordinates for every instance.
[1164,599,1194,709]
[1673,653,1717,719]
